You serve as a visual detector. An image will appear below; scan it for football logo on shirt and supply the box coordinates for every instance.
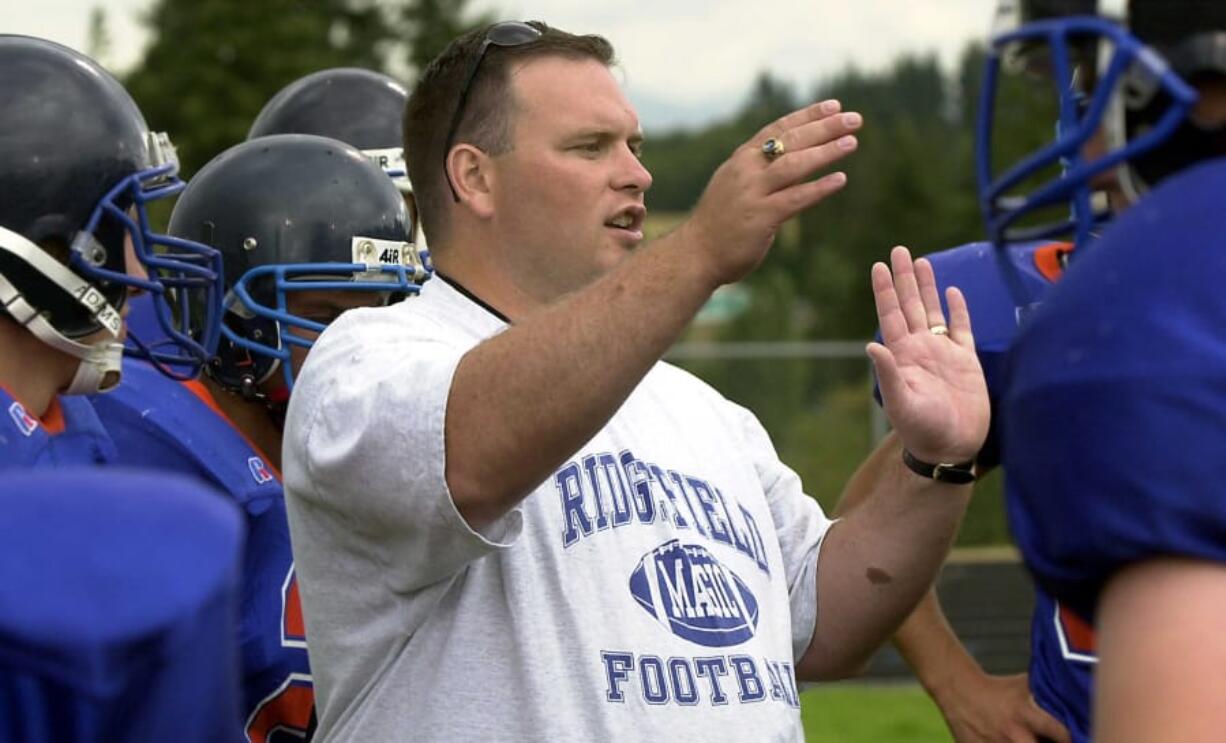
[248,456,275,484]
[629,540,760,648]
[8,401,38,437]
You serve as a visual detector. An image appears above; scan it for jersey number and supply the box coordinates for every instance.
[245,567,314,742]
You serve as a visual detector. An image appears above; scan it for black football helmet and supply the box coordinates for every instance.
[167,134,430,398]
[0,36,223,392]
[248,68,428,251]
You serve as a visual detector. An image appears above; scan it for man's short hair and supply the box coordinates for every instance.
[404,20,615,245]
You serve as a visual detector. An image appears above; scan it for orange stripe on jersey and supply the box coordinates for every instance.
[284,572,306,640]
[180,379,283,482]
[1059,603,1097,654]
[1033,242,1074,283]
[39,396,66,435]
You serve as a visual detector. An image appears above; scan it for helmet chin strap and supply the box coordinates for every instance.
[5,293,124,394]
[0,226,126,394]
[62,339,124,394]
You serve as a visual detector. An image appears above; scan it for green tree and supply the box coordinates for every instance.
[86,7,112,67]
[125,0,492,177]
[397,0,495,81]
[784,53,980,342]
[642,72,796,212]
[735,72,798,128]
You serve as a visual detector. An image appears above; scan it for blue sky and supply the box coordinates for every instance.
[10,0,993,130]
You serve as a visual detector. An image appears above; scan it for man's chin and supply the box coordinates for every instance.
[599,243,637,271]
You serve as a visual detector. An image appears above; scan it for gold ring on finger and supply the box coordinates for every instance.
[762,137,786,162]
[929,324,949,336]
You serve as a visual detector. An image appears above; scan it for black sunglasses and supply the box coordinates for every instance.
[443,21,543,201]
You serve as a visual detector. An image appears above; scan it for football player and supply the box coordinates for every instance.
[127,67,428,355]
[0,469,246,741]
[247,67,427,250]
[843,1,1208,740]
[0,34,222,467]
[89,133,430,741]
[996,1,1226,740]
[0,35,240,739]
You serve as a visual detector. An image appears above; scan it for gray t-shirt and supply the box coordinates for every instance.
[283,278,832,741]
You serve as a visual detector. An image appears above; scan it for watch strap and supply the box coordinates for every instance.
[902,448,976,485]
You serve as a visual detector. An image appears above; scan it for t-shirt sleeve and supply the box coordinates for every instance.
[283,309,523,594]
[730,402,832,661]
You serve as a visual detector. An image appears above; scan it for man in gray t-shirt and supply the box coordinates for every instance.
[284,19,990,741]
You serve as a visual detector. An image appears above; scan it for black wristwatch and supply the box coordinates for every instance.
[902,449,976,485]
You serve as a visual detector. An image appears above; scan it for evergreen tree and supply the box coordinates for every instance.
[397,0,494,82]
[125,0,491,176]
[86,7,113,67]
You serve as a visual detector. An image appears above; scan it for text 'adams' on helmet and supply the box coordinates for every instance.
[0,35,223,392]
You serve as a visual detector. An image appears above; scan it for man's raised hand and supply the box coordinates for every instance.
[868,246,990,465]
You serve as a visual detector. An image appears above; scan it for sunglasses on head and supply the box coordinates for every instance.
[443,21,544,201]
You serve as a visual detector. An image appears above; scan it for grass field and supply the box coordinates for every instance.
[801,682,950,742]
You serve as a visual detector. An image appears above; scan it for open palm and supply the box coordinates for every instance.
[867,246,989,464]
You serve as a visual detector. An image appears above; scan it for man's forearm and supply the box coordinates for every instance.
[893,590,981,696]
[1095,558,1226,742]
[833,430,902,517]
[798,456,971,680]
[836,435,982,690]
[445,228,718,529]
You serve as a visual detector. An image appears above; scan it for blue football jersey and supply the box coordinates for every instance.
[123,292,198,378]
[0,468,245,741]
[1004,158,1226,625]
[0,387,117,468]
[881,240,1093,742]
[91,360,314,742]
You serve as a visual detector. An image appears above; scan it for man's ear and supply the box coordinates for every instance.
[447,144,496,219]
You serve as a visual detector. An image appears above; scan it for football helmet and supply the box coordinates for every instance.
[248,68,428,251]
[167,134,430,397]
[977,1,1226,253]
[0,35,223,392]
